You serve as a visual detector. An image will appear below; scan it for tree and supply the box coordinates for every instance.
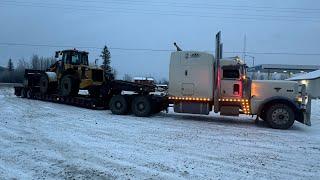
[31,54,40,70]
[123,74,132,81]
[158,78,169,85]
[100,45,111,73]
[112,68,118,79]
[7,58,14,71]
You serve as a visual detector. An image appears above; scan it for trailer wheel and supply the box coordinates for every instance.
[26,89,33,99]
[60,75,79,96]
[131,96,151,117]
[109,95,128,115]
[266,103,295,129]
[40,75,49,94]
[21,88,27,98]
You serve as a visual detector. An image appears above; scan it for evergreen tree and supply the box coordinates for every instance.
[7,58,14,71]
[100,45,111,73]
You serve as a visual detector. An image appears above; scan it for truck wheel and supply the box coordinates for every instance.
[131,96,151,117]
[60,75,79,96]
[21,88,27,98]
[109,95,128,115]
[40,75,49,94]
[266,103,295,129]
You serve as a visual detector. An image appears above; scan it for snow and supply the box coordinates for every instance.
[133,77,154,81]
[0,84,320,179]
[287,70,320,81]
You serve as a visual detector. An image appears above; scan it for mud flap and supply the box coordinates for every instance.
[297,98,311,126]
[304,99,312,126]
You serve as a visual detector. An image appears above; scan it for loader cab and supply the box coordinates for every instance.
[60,50,89,66]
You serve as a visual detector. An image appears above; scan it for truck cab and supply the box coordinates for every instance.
[168,50,310,129]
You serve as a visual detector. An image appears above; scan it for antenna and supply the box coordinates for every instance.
[173,42,182,51]
[243,34,247,63]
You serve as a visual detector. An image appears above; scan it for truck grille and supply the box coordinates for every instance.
[92,69,103,82]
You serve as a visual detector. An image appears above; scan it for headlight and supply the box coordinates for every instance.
[296,97,303,102]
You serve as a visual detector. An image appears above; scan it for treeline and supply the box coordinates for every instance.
[0,55,56,83]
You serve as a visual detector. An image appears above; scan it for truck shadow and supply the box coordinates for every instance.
[158,112,305,131]
[159,112,268,128]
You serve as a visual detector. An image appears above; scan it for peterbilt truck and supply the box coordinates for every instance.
[168,32,310,129]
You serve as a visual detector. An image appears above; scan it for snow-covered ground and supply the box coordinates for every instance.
[0,84,319,179]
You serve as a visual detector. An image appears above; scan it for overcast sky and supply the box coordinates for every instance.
[0,0,319,79]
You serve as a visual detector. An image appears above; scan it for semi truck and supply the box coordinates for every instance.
[14,32,311,129]
[167,32,310,129]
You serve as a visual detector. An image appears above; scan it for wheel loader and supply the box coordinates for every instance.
[38,49,105,96]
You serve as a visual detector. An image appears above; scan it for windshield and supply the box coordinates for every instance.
[80,53,89,65]
[62,52,88,65]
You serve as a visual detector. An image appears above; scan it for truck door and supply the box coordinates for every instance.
[220,66,243,98]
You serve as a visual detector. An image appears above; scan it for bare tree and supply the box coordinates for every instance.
[112,68,118,79]
[123,74,132,81]
[7,58,14,71]
[31,54,40,70]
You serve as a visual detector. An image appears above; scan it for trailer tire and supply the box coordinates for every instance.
[21,88,27,98]
[109,95,128,115]
[131,96,151,117]
[266,103,295,129]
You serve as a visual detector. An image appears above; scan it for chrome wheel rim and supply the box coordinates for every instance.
[271,108,289,125]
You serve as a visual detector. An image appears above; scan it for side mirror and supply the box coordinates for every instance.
[55,51,59,58]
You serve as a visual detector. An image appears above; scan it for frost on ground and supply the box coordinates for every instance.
[0,84,319,179]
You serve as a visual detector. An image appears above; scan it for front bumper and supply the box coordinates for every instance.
[296,99,311,126]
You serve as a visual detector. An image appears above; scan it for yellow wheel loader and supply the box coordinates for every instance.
[39,49,105,96]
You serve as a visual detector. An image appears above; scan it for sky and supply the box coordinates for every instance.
[0,0,319,80]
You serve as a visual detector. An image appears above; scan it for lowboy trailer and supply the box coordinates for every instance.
[14,69,168,114]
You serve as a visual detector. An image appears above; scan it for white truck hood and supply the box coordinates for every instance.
[250,80,299,114]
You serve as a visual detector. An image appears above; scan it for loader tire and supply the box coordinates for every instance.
[60,75,79,96]
[40,75,49,94]
[266,103,295,129]
[109,95,128,115]
[131,96,151,117]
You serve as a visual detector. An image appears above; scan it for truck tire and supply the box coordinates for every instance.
[60,75,79,96]
[40,75,49,94]
[131,96,151,117]
[109,95,128,115]
[21,88,27,98]
[266,103,295,129]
